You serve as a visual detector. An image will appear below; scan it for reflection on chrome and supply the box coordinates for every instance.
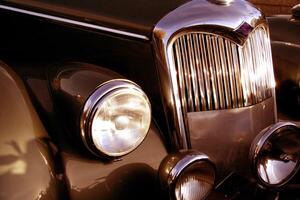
[168,26,275,113]
[250,122,300,187]
[159,151,215,200]
[259,157,298,185]
[81,80,151,157]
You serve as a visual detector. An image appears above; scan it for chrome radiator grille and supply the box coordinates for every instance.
[169,27,275,112]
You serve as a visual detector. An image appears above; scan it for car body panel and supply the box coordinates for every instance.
[25,62,169,199]
[268,15,300,121]
[268,15,300,46]
[188,97,276,180]
[61,123,167,200]
[0,61,66,200]
[1,0,191,39]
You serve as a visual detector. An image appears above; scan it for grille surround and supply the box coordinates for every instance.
[167,26,275,113]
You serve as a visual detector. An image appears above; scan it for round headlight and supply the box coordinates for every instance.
[80,80,151,157]
[159,151,215,200]
[175,161,215,200]
[250,122,300,188]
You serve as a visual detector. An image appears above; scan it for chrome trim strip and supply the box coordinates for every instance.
[272,41,300,49]
[169,153,210,182]
[159,151,216,199]
[0,4,149,40]
[167,43,189,149]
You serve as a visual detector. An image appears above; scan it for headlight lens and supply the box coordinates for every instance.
[81,80,151,157]
[250,122,300,188]
[159,151,215,200]
[175,161,215,200]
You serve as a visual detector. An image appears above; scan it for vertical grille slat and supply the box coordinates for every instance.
[225,40,237,108]
[187,34,200,111]
[219,38,232,108]
[206,35,220,109]
[213,37,226,109]
[174,40,188,114]
[193,34,207,111]
[199,34,213,110]
[231,43,244,108]
[170,26,275,112]
[180,36,194,111]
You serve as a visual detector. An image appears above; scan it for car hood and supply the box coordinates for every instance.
[2,0,191,39]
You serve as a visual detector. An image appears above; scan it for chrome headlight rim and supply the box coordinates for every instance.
[159,150,216,200]
[80,79,151,158]
[250,122,300,188]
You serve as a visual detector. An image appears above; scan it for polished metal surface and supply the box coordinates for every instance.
[158,151,215,199]
[80,79,151,158]
[249,122,300,188]
[169,152,211,183]
[292,4,300,18]
[208,0,234,5]
[154,0,265,149]
[168,26,275,113]
[188,97,276,182]
[0,4,149,40]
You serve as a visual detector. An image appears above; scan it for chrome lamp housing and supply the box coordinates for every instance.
[159,151,215,200]
[80,79,151,158]
[250,122,300,188]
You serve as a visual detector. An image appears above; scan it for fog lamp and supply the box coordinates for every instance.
[159,151,215,200]
[80,80,151,157]
[250,122,300,188]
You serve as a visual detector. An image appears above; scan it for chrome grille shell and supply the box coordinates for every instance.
[153,0,273,150]
[168,26,275,113]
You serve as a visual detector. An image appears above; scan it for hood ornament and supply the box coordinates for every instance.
[208,0,234,5]
[235,21,254,37]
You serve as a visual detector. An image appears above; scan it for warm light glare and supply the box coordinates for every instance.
[91,88,151,156]
[169,26,275,112]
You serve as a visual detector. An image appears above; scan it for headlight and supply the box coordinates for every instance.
[159,151,215,200]
[80,79,151,157]
[250,122,300,188]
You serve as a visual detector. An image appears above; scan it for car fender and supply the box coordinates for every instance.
[0,61,67,200]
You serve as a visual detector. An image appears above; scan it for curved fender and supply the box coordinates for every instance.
[50,62,168,200]
[271,42,300,119]
[0,61,67,200]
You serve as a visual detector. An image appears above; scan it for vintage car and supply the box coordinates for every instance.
[0,0,299,199]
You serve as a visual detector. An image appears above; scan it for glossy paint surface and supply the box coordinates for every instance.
[268,15,300,46]
[1,0,190,38]
[0,9,170,147]
[0,62,65,200]
[268,15,300,120]
[61,123,167,200]
[51,64,168,199]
